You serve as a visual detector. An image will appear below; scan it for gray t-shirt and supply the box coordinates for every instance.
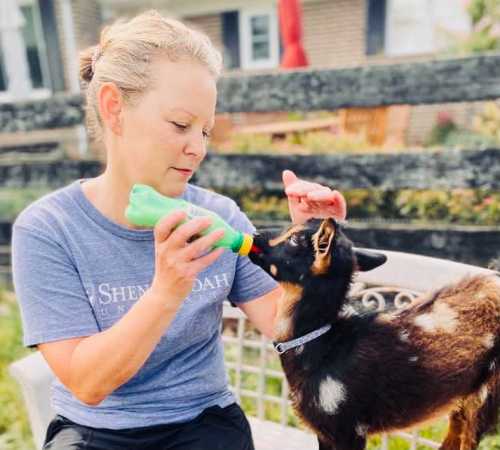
[11,178,278,429]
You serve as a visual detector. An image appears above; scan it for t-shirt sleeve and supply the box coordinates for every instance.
[226,204,279,304]
[11,224,100,348]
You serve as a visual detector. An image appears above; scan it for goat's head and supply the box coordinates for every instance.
[249,218,387,307]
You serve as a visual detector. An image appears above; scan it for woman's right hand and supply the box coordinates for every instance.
[148,210,225,309]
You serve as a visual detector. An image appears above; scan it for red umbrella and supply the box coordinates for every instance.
[279,0,309,68]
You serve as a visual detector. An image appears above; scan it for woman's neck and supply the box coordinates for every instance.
[81,172,142,230]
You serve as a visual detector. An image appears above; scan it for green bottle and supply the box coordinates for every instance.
[125,184,254,256]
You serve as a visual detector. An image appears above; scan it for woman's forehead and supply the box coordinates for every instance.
[147,59,216,117]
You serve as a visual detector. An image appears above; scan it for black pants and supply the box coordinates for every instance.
[43,403,255,450]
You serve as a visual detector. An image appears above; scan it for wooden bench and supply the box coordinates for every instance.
[9,249,494,449]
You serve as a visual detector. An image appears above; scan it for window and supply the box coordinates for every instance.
[385,0,434,56]
[385,0,471,56]
[240,8,279,70]
[0,0,51,101]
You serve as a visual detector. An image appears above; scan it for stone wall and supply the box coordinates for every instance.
[1,55,498,132]
[0,150,499,190]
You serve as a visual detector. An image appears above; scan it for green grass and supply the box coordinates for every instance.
[0,289,35,450]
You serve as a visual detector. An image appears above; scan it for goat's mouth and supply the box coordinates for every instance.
[248,234,273,270]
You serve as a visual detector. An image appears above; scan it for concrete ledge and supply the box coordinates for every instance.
[249,417,316,450]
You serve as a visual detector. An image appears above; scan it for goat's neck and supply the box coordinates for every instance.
[273,277,350,342]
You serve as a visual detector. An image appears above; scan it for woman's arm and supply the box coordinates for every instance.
[237,286,281,339]
[39,288,179,406]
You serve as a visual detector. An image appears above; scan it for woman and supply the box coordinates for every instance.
[12,10,346,450]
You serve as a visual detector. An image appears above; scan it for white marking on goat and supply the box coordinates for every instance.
[489,360,496,372]
[476,292,488,301]
[355,423,368,437]
[482,333,495,349]
[295,345,304,355]
[413,303,458,333]
[318,376,346,414]
[270,264,278,276]
[275,317,292,337]
[409,356,418,362]
[399,330,410,343]
[479,385,489,404]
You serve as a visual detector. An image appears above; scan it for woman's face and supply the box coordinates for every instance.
[116,57,217,197]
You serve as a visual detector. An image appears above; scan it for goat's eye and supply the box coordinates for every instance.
[289,235,300,247]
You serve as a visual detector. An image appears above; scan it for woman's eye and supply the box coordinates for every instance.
[172,122,188,131]
[289,235,300,247]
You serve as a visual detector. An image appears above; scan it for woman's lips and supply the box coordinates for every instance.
[173,167,193,176]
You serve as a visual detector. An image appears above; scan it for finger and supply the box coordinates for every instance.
[286,183,329,197]
[306,194,347,220]
[282,169,298,189]
[167,216,214,249]
[306,190,347,219]
[154,211,187,243]
[306,190,336,201]
[332,191,347,220]
[296,202,312,212]
[182,228,226,260]
[190,247,225,273]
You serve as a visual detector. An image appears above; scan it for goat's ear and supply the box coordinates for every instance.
[354,249,387,272]
[311,218,336,275]
[313,218,336,255]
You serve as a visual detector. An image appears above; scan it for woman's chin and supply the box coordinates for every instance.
[160,178,189,197]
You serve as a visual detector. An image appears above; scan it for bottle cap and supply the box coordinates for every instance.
[238,234,254,256]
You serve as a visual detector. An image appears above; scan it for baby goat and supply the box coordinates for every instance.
[249,218,500,450]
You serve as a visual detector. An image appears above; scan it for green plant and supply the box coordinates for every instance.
[215,129,395,155]
[236,188,500,225]
[0,290,34,450]
[425,112,458,147]
[224,133,273,154]
[473,101,500,144]
[0,188,52,221]
[451,0,500,54]
[295,131,375,153]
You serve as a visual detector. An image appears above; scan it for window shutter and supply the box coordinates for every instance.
[221,11,240,69]
[366,0,387,55]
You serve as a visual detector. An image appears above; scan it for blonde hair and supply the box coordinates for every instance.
[80,10,223,142]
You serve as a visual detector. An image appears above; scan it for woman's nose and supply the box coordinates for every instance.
[184,133,206,159]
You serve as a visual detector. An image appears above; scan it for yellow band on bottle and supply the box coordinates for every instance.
[238,234,254,256]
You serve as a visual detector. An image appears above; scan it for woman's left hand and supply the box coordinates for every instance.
[283,169,347,225]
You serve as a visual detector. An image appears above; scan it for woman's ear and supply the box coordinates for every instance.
[97,82,123,136]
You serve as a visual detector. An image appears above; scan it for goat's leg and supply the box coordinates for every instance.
[440,410,465,450]
[473,373,500,446]
[318,438,331,450]
[457,380,499,450]
[317,434,366,450]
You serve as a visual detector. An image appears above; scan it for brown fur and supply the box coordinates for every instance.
[250,219,500,450]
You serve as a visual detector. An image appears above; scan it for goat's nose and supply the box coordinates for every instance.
[252,233,267,250]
